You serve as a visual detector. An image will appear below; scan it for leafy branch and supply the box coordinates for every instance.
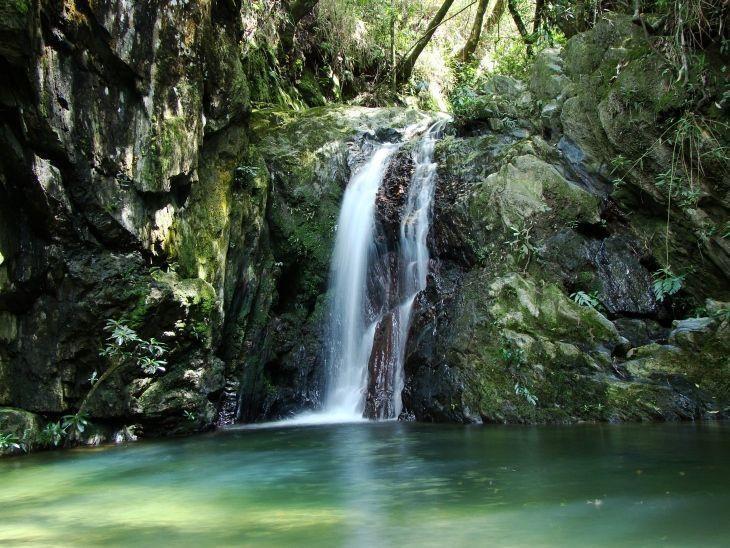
[79,319,168,414]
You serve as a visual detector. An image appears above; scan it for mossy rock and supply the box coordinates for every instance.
[488,273,619,345]
[150,270,221,341]
[563,15,643,79]
[468,154,600,239]
[134,354,225,435]
[530,48,570,102]
[202,26,251,133]
[0,0,33,63]
[0,407,41,455]
[417,269,622,424]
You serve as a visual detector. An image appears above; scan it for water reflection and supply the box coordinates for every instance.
[1,422,728,546]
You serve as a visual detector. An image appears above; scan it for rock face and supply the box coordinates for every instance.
[1,6,728,448]
[400,15,729,424]
[0,0,326,439]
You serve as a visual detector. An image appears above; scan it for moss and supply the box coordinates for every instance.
[121,284,153,330]
[296,70,327,107]
[438,270,626,423]
[164,125,267,290]
[10,0,30,15]
[139,115,189,189]
[201,26,251,130]
[466,155,600,260]
[626,325,730,407]
[563,15,643,79]
[244,47,306,109]
[489,274,619,344]
[0,311,17,343]
[604,381,682,421]
[152,270,218,311]
[577,270,598,290]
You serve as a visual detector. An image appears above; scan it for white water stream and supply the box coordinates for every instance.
[388,119,445,419]
[322,118,446,422]
[323,143,400,418]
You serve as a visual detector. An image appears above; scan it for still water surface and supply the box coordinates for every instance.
[1,422,728,546]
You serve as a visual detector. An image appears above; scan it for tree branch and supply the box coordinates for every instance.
[507,0,532,55]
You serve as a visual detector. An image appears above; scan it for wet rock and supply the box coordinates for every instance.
[592,236,658,317]
[613,318,669,348]
[671,317,714,336]
[375,127,402,142]
[556,137,611,195]
[365,312,400,420]
[669,317,715,348]
[376,151,414,246]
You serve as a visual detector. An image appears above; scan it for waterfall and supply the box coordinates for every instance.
[323,143,400,419]
[364,119,446,419]
[391,119,445,417]
[322,117,446,422]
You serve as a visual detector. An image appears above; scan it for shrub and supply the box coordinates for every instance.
[0,432,23,452]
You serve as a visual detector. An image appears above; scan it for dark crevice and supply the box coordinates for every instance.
[272,262,303,315]
[575,220,611,240]
[137,173,194,211]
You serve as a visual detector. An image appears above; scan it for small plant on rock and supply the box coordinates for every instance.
[0,432,23,452]
[62,413,89,438]
[514,383,538,406]
[712,306,730,323]
[79,319,168,414]
[505,224,536,272]
[234,165,258,188]
[652,268,685,302]
[38,422,64,447]
[499,337,526,369]
[571,290,601,309]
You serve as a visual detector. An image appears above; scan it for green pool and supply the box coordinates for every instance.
[1,422,728,546]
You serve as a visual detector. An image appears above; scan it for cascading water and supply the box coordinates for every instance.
[391,118,446,417]
[364,118,446,419]
[322,117,447,422]
[323,143,400,419]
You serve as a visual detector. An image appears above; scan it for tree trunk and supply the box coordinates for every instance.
[533,0,546,34]
[396,0,457,86]
[456,0,491,63]
[78,360,126,415]
[390,0,397,93]
[484,0,506,33]
[507,0,532,55]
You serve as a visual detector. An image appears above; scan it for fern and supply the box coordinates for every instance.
[571,290,600,309]
[652,268,685,302]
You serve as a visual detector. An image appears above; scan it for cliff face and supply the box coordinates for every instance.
[0,0,299,440]
[1,5,728,453]
[402,16,729,423]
